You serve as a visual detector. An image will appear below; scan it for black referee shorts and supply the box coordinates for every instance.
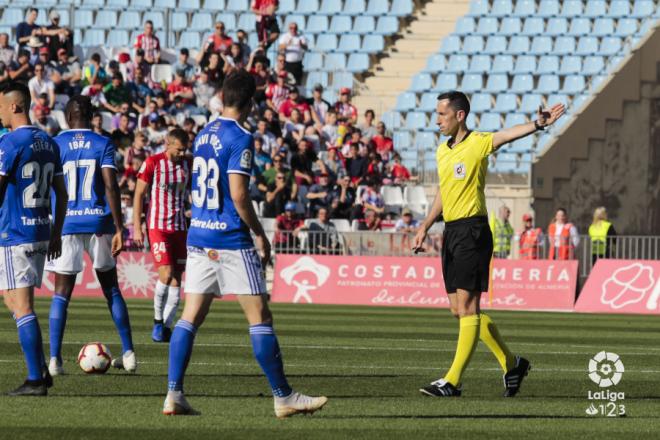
[441,216,493,294]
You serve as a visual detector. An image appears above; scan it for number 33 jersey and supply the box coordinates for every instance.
[52,129,116,235]
[0,126,63,245]
[187,117,254,250]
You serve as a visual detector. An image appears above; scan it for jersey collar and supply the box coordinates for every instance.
[447,130,472,149]
[216,116,251,135]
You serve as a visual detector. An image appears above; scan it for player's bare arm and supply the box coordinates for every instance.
[412,190,443,253]
[102,167,124,257]
[132,178,149,248]
[229,173,271,266]
[492,104,566,151]
[49,174,68,261]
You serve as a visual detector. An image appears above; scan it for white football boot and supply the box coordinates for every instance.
[110,350,137,373]
[48,357,65,376]
[162,391,200,416]
[274,391,328,419]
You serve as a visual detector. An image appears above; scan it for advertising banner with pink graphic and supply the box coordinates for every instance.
[575,260,660,315]
[272,255,577,311]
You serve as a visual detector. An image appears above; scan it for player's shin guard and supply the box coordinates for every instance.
[479,313,515,372]
[444,315,480,387]
[49,295,69,362]
[163,286,181,329]
[16,313,45,381]
[103,286,134,353]
[154,280,168,322]
[249,324,292,398]
[168,320,197,392]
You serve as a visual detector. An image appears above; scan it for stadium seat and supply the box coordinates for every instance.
[338,34,361,53]
[381,111,402,129]
[547,93,570,108]
[559,56,582,75]
[470,93,492,112]
[419,93,438,112]
[354,16,376,34]
[484,36,507,54]
[461,74,483,93]
[433,73,458,91]
[305,15,329,33]
[494,93,517,113]
[507,136,533,153]
[572,94,590,111]
[393,130,412,149]
[584,0,607,17]
[151,64,173,83]
[576,37,599,55]
[537,55,559,74]
[405,112,428,130]
[343,0,366,14]
[226,0,248,10]
[314,34,337,51]
[305,71,328,89]
[546,18,568,37]
[133,0,154,7]
[561,0,583,16]
[466,113,476,127]
[303,52,322,70]
[360,35,384,53]
[504,113,527,127]
[94,10,117,29]
[632,0,655,18]
[332,72,353,90]
[537,74,560,94]
[454,17,476,35]
[396,92,417,111]
[475,17,498,35]
[82,29,106,47]
[590,74,609,91]
[467,55,491,73]
[171,12,188,31]
[598,37,622,56]
[592,18,615,37]
[562,75,586,94]
[410,73,433,92]
[297,0,319,14]
[346,53,369,72]
[237,13,256,31]
[490,0,513,17]
[284,14,306,30]
[530,36,552,54]
[381,186,404,212]
[498,17,522,36]
[414,132,436,149]
[366,0,389,16]
[537,0,560,17]
[608,0,631,18]
[553,36,576,55]
[191,12,213,31]
[144,12,165,29]
[511,74,534,93]
[485,74,508,93]
[324,53,346,70]
[330,16,352,33]
[74,10,94,28]
[118,11,141,29]
[468,0,489,16]
[403,186,429,212]
[107,30,129,47]
[607,55,625,72]
[319,0,342,15]
[390,0,413,16]
[439,35,462,54]
[513,55,536,74]
[278,0,296,14]
[568,18,591,36]
[107,0,129,7]
[478,113,502,131]
[520,94,543,113]
[446,54,469,73]
[179,31,201,49]
[154,0,176,7]
[375,16,398,34]
[83,0,104,7]
[424,54,446,72]
[615,19,638,37]
[507,36,530,54]
[179,0,200,9]
[462,36,485,54]
[581,56,605,75]
[513,0,535,16]
[522,17,545,36]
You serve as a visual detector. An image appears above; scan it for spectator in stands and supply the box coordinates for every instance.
[322,146,346,179]
[548,207,579,260]
[28,63,55,109]
[16,8,41,51]
[193,70,214,114]
[45,10,73,59]
[264,169,297,218]
[395,208,420,233]
[203,52,225,89]
[173,48,195,82]
[26,37,44,66]
[291,138,325,190]
[279,87,311,124]
[112,102,137,131]
[309,83,330,129]
[273,53,295,85]
[235,30,252,64]
[306,173,333,217]
[33,106,59,136]
[0,62,8,88]
[273,201,305,254]
[146,113,168,148]
[360,179,385,216]
[254,137,273,173]
[124,131,149,169]
[589,207,617,264]
[283,108,305,144]
[358,209,382,231]
[91,112,111,137]
[371,121,393,161]
[366,152,383,182]
[103,73,131,113]
[519,213,544,260]
[82,53,107,87]
[222,43,246,70]
[0,33,14,66]
[50,48,81,96]
[198,22,233,69]
[334,88,358,125]
[249,54,270,104]
[252,0,280,49]
[266,71,289,113]
[128,67,153,114]
[490,206,514,259]
[321,109,340,147]
[8,50,34,86]
[308,207,340,255]
[111,113,135,151]
[120,189,136,247]
[254,118,277,155]
[344,127,367,157]
[360,109,378,141]
[346,143,368,185]
[82,78,110,109]
[261,153,291,186]
[262,107,282,138]
[329,175,355,219]
[388,153,416,184]
[36,47,54,77]
[167,70,195,107]
[134,20,161,64]
[125,48,151,85]
[209,87,223,118]
[278,22,307,85]
[119,157,142,190]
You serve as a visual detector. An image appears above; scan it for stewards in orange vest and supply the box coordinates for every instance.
[519,213,543,259]
[548,208,579,260]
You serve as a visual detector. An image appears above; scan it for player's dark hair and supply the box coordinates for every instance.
[222,69,256,111]
[437,91,470,116]
[556,207,567,215]
[0,82,31,114]
[65,95,93,128]
[168,127,189,147]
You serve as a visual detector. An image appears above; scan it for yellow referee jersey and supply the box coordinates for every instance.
[436,131,494,222]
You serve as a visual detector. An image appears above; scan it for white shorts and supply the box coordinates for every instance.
[185,246,267,296]
[46,234,116,275]
[0,241,48,290]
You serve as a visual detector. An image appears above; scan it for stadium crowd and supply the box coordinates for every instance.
[0,6,419,248]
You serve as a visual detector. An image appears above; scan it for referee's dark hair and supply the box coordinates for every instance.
[65,95,94,128]
[222,69,256,112]
[0,82,31,114]
[437,91,470,116]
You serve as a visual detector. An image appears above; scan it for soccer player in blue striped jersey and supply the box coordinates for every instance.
[0,82,68,396]
[163,70,327,417]
[45,95,136,376]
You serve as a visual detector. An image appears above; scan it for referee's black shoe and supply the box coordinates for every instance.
[503,356,531,397]
[419,379,462,397]
[8,379,48,396]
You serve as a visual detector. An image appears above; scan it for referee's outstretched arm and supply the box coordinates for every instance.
[492,104,565,151]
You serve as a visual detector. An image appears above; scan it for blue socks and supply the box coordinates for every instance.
[250,324,292,398]
[103,286,134,353]
[49,295,69,362]
[168,320,197,392]
[16,313,45,381]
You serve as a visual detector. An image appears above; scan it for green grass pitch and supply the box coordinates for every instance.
[0,297,659,439]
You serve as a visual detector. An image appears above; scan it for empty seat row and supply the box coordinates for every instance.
[455,16,643,37]
[469,0,657,19]
[278,0,413,16]
[284,14,399,34]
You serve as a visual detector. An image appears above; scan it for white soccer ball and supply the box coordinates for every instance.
[78,342,112,374]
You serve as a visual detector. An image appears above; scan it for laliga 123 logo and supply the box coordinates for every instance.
[585,351,626,417]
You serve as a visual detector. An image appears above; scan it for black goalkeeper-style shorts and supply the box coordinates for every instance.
[441,216,493,294]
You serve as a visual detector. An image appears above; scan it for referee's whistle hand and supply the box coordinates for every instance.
[411,230,427,253]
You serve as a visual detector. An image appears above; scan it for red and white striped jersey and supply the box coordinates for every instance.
[137,152,191,232]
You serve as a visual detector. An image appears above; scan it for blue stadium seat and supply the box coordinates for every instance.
[467,55,491,73]
[154,0,176,7]
[607,55,625,72]
[83,0,104,6]
[520,94,543,113]
[179,31,201,49]
[530,36,552,55]
[298,0,319,14]
[632,0,655,18]
[581,56,605,75]
[375,16,398,34]
[74,10,94,28]
[568,18,591,36]
[107,0,129,7]
[419,93,438,112]
[508,137,533,153]
[306,16,329,33]
[576,37,599,55]
[1,9,24,26]
[466,113,476,127]
[278,0,296,14]
[393,130,412,149]
[522,17,545,35]
[461,74,483,93]
[454,17,476,35]
[592,18,615,37]
[303,52,323,70]
[507,36,530,54]
[572,94,590,111]
[537,55,559,74]
[499,17,522,36]
[415,132,437,149]
[361,35,384,53]
[226,0,248,10]
[83,29,106,47]
[515,162,531,174]
[424,54,446,72]
[354,16,376,34]
[511,74,534,93]
[171,12,188,31]
[366,0,389,15]
[490,54,514,73]
[433,73,458,91]
[561,0,583,16]
[484,36,507,54]
[598,37,622,56]
[504,113,527,127]
[406,112,428,130]
[332,72,354,90]
[215,13,236,30]
[470,93,492,112]
[324,53,346,70]
[118,11,141,29]
[133,0,153,7]
[319,0,342,15]
[191,12,213,31]
[462,36,485,54]
[179,0,201,9]
[94,10,117,29]
[439,35,462,54]
[590,74,609,90]
[513,0,535,16]
[559,56,582,75]
[513,55,536,74]
[390,0,413,16]
[584,0,607,17]
[537,0,560,17]
[537,74,560,94]
[381,111,402,129]
[305,71,328,89]
[490,0,513,17]
[314,34,337,51]
[107,30,129,47]
[330,16,352,33]
[338,34,361,53]
[608,0,631,18]
[553,36,576,55]
[394,92,417,112]
[615,19,638,37]
[475,17,499,35]
[468,0,490,16]
[478,113,502,131]
[446,54,469,73]
[343,0,366,14]
[347,53,369,72]
[494,93,517,113]
[237,13,256,31]
[485,74,508,93]
[546,18,568,37]
[547,93,570,108]
[494,153,518,173]
[410,73,433,92]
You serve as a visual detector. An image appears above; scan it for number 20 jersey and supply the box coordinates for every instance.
[0,126,62,246]
[53,129,116,235]
[187,117,254,250]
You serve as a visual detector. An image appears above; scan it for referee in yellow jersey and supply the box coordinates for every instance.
[412,91,565,397]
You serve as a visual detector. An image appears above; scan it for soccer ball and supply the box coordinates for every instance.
[78,342,112,374]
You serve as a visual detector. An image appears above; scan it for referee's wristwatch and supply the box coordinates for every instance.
[534,120,546,131]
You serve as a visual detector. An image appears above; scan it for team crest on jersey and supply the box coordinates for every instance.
[454,162,466,180]
[240,150,252,169]
[207,249,219,261]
